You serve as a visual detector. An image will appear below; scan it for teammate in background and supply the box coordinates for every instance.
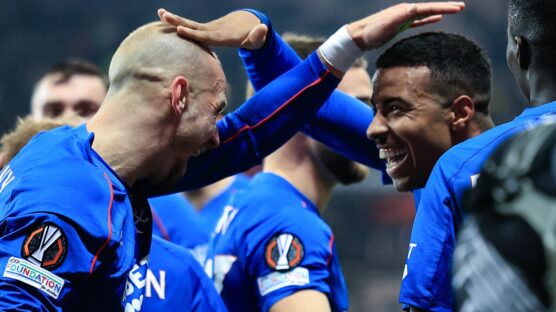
[186,175,250,231]
[203,34,371,312]
[0,117,66,168]
[453,123,556,311]
[185,174,250,264]
[0,3,463,310]
[0,117,228,311]
[30,58,107,121]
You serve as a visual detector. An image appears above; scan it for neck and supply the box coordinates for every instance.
[185,176,235,211]
[526,60,556,107]
[87,96,169,188]
[263,139,336,214]
[453,116,493,145]
[528,77,556,107]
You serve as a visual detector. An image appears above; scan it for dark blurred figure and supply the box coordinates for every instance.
[453,122,556,311]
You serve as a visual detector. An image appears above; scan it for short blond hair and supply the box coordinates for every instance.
[0,116,69,164]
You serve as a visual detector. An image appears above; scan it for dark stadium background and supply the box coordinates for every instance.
[0,0,520,310]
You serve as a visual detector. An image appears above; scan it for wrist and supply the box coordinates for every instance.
[318,25,364,74]
[346,22,368,51]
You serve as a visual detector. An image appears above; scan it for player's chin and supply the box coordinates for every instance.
[153,165,188,194]
[391,176,413,192]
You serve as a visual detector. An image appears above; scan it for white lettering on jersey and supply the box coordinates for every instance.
[214,206,238,235]
[257,267,309,296]
[123,257,148,312]
[0,165,15,193]
[145,269,166,300]
[470,174,480,188]
[208,255,237,294]
[3,257,65,299]
[402,243,418,280]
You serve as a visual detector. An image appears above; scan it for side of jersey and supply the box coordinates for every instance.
[205,173,348,312]
[401,103,556,311]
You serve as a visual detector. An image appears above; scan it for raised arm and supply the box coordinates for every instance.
[159,2,465,190]
[160,3,465,170]
[236,10,384,169]
[177,51,339,190]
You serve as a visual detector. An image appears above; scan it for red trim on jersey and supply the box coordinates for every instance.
[327,234,335,265]
[89,172,114,276]
[222,70,331,145]
[151,208,170,241]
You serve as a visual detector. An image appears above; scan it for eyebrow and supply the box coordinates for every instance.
[380,97,410,108]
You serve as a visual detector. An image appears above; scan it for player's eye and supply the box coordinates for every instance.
[43,102,64,118]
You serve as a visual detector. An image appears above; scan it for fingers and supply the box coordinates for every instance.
[410,15,443,28]
[176,26,224,46]
[406,2,465,18]
[243,24,268,50]
[158,8,201,30]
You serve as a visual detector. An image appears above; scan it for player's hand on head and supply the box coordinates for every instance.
[158,8,268,50]
[347,1,465,50]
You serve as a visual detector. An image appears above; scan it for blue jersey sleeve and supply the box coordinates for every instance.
[0,211,113,311]
[0,156,131,311]
[400,161,458,312]
[176,50,340,190]
[242,211,335,311]
[238,9,385,172]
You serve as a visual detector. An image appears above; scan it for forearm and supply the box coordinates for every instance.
[239,10,384,170]
[270,290,331,312]
[238,10,302,91]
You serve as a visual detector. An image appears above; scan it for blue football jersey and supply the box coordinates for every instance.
[400,102,556,311]
[149,194,209,263]
[0,125,151,311]
[198,174,251,234]
[141,236,227,312]
[205,173,348,312]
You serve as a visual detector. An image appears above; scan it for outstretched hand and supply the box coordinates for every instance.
[347,2,465,50]
[158,9,268,50]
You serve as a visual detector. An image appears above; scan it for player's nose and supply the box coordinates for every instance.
[366,113,388,145]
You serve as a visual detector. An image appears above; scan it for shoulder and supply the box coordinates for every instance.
[234,189,331,245]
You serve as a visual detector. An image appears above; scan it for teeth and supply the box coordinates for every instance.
[379,148,407,169]
[379,148,407,160]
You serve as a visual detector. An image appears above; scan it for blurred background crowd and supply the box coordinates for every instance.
[0,1,518,310]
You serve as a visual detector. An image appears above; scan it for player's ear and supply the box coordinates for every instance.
[514,36,530,70]
[170,76,189,116]
[447,95,474,132]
